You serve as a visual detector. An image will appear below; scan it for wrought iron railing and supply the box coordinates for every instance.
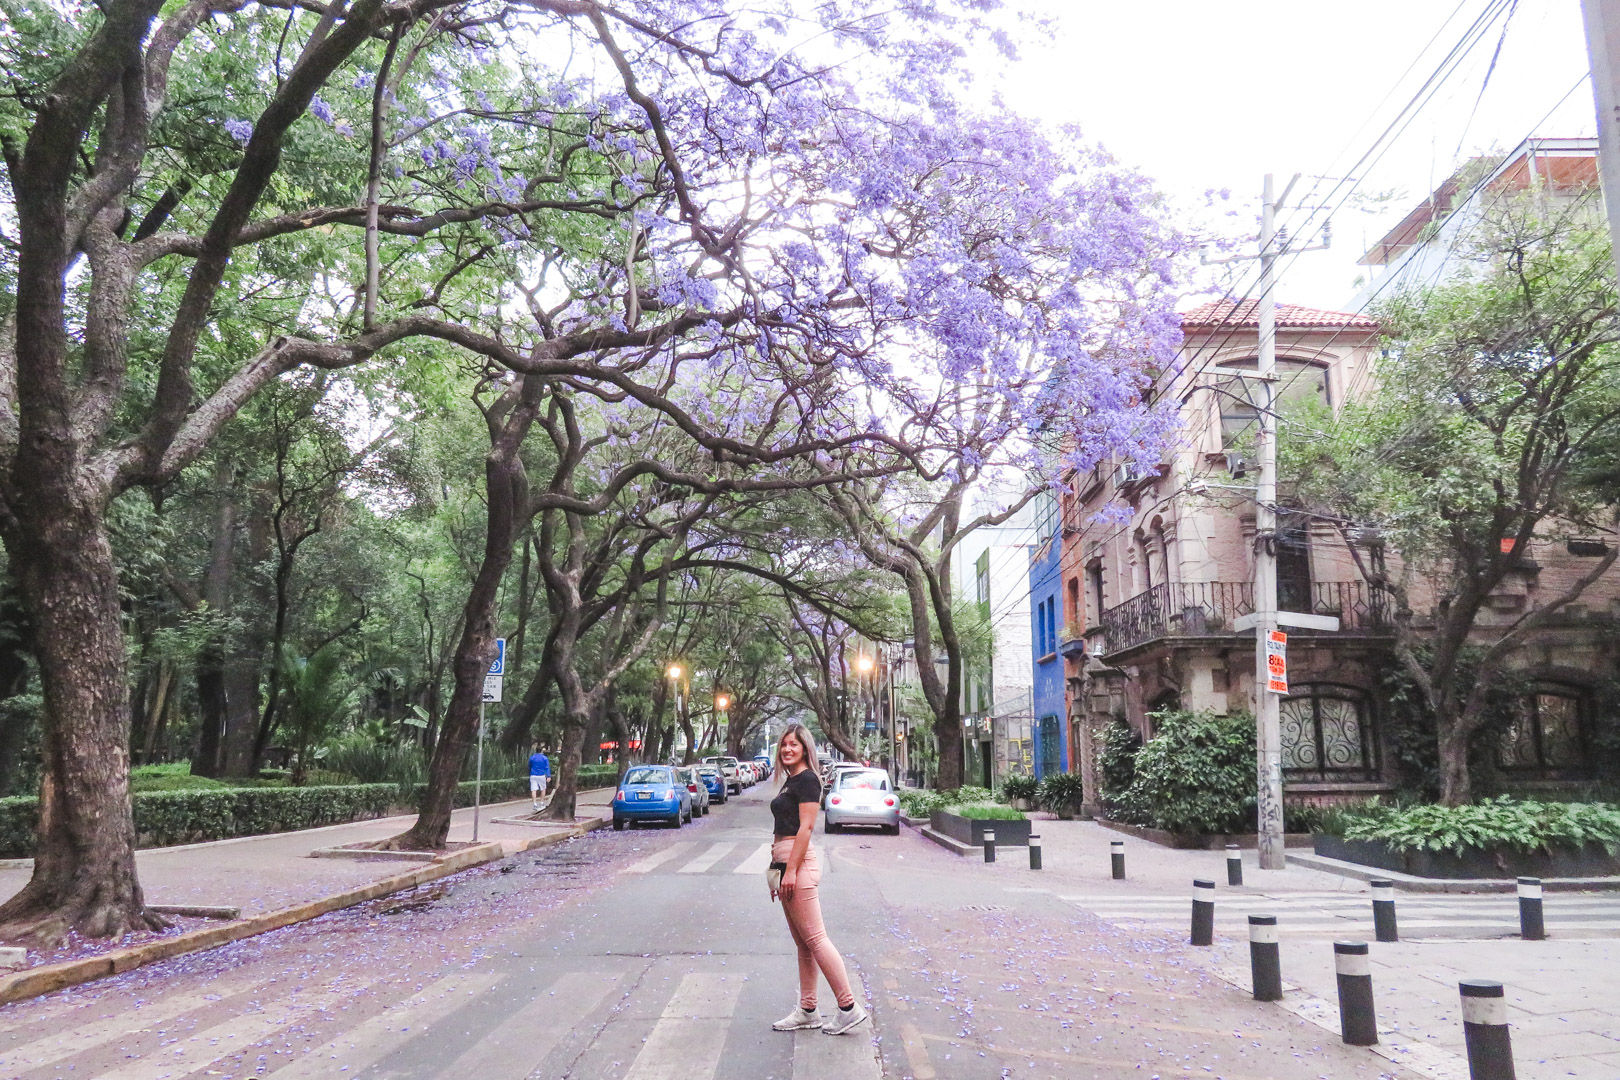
[1099,580,1387,655]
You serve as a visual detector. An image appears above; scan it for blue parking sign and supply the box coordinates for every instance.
[488,638,505,676]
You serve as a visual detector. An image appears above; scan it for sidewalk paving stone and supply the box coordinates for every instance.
[951,814,1620,1080]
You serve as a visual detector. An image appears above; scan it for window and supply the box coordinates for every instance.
[1067,578,1081,632]
[1281,685,1379,782]
[1034,492,1059,540]
[1276,514,1312,613]
[975,551,991,611]
[1088,561,1105,622]
[1497,685,1590,778]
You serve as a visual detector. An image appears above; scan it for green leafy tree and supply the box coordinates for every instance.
[1288,189,1620,805]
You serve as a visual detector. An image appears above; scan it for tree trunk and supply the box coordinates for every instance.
[545,707,589,821]
[386,378,539,849]
[193,649,227,776]
[0,510,163,945]
[1437,721,1473,807]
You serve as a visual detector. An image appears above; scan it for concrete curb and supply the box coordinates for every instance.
[1095,817,1314,850]
[917,825,977,858]
[0,813,610,1008]
[1287,851,1620,893]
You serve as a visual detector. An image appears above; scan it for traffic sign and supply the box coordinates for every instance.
[488,638,506,676]
[482,675,503,703]
[1265,629,1288,694]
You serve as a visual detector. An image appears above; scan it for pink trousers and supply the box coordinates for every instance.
[772,838,855,1010]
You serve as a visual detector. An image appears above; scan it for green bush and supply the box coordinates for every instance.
[897,788,946,817]
[1097,717,1142,818]
[577,764,620,789]
[1320,796,1620,854]
[1115,709,1256,835]
[1037,771,1087,815]
[999,774,1039,801]
[942,803,1026,821]
[952,785,994,805]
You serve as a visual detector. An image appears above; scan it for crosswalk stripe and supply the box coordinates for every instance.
[436,970,622,1080]
[0,981,261,1072]
[677,842,738,874]
[622,972,743,1080]
[623,842,696,874]
[733,842,774,874]
[91,977,383,1080]
[265,970,503,1079]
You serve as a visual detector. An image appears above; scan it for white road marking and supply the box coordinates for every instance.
[430,970,621,1080]
[733,842,775,874]
[89,977,383,1080]
[0,980,263,1072]
[622,973,743,1080]
[623,842,696,874]
[264,971,503,1079]
[677,842,738,874]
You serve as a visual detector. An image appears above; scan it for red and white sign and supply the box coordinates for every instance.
[1265,629,1288,694]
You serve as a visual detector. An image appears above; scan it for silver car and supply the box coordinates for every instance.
[823,768,899,834]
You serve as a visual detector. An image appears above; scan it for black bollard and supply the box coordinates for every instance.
[1371,879,1399,943]
[1110,838,1126,880]
[1459,980,1516,1080]
[1333,941,1378,1045]
[1226,844,1244,886]
[1516,878,1544,941]
[1028,833,1042,870]
[1190,879,1215,946]
[983,828,996,864]
[1248,915,1282,1001]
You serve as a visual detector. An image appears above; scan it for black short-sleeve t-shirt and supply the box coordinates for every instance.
[770,769,823,838]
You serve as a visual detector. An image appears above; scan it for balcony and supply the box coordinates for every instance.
[1099,580,1389,656]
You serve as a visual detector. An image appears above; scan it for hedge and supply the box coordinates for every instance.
[0,765,626,858]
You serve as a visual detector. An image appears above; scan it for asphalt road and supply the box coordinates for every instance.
[0,785,1420,1079]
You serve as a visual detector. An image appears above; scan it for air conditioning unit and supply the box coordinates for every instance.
[1114,461,1142,487]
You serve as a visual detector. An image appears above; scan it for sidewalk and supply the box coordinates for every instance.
[943,815,1620,1080]
[0,789,614,919]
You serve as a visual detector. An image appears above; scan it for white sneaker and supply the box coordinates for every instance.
[772,1006,822,1031]
[822,1001,869,1035]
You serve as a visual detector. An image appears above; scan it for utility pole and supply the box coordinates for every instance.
[1583,0,1620,284]
[1253,173,1286,871]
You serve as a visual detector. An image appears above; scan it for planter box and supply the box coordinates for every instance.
[1314,834,1620,879]
[930,809,1031,847]
[1098,818,1312,850]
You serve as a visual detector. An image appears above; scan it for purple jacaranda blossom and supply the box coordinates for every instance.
[223,118,253,143]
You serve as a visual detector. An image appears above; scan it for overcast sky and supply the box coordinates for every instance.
[976,0,1594,310]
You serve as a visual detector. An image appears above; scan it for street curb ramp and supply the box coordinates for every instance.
[0,815,608,1008]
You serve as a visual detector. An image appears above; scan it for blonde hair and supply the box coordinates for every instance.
[772,723,818,791]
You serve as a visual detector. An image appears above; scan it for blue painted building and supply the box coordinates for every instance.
[1028,495,1068,778]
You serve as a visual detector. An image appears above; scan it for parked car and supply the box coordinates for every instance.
[821,762,865,806]
[753,754,772,777]
[823,768,899,834]
[696,764,727,804]
[677,765,710,815]
[612,765,692,830]
[702,755,744,794]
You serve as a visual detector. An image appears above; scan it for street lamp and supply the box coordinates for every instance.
[667,663,683,680]
[855,654,875,674]
[715,693,730,711]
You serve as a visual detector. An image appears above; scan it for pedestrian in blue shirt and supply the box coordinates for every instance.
[529,746,551,811]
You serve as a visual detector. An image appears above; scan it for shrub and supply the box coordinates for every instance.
[1037,771,1087,815]
[1118,709,1255,835]
[1000,774,1039,801]
[1097,717,1142,818]
[577,764,620,789]
[1322,796,1620,854]
[942,803,1026,821]
[952,786,995,805]
[898,788,949,817]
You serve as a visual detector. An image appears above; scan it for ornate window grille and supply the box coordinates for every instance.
[1281,684,1380,782]
[1496,685,1591,779]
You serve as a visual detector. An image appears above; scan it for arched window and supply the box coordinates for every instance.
[1497,684,1591,778]
[1281,684,1379,782]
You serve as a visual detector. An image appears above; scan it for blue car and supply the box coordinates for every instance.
[696,764,727,805]
[611,765,692,830]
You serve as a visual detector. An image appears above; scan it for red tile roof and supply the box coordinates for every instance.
[1180,299,1379,331]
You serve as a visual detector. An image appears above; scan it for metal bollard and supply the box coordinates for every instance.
[1333,941,1378,1045]
[1028,833,1042,870]
[1459,980,1516,1080]
[1226,843,1243,886]
[1110,838,1126,880]
[1190,879,1215,946]
[1516,878,1544,941]
[983,828,995,864]
[1371,879,1399,943]
[1248,915,1282,1001]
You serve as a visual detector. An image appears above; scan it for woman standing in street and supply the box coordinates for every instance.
[767,723,868,1035]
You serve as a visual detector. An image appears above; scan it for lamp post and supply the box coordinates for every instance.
[668,663,688,763]
[855,653,875,764]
